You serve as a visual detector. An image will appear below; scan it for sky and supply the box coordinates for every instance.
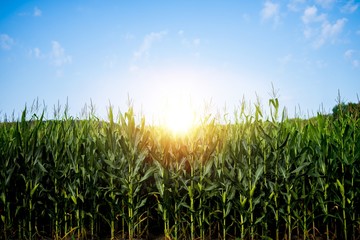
[1,0,360,122]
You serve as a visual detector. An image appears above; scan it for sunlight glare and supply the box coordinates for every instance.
[164,97,194,135]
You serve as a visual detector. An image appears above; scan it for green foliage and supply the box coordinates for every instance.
[332,101,360,119]
[0,97,359,239]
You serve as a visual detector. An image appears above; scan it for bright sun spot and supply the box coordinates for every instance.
[143,67,206,135]
[161,93,196,135]
[164,98,194,135]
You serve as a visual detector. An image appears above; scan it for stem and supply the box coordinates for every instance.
[128,184,133,240]
[110,204,114,240]
[122,199,125,239]
[302,176,306,240]
[275,157,279,240]
[29,183,33,240]
[241,213,245,240]
[263,148,268,237]
[190,166,195,240]
[174,202,178,240]
[342,163,347,240]
[222,191,227,240]
[287,191,291,239]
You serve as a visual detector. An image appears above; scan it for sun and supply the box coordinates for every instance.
[161,94,196,136]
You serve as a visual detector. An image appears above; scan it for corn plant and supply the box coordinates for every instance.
[1,95,359,239]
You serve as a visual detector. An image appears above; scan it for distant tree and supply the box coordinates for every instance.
[332,102,360,119]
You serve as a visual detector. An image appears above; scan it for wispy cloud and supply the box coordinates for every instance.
[321,19,347,38]
[315,0,335,9]
[287,0,305,12]
[18,6,42,17]
[261,1,280,25]
[301,6,347,48]
[352,60,359,68]
[28,42,71,76]
[177,30,202,58]
[301,6,326,24]
[34,7,42,17]
[178,30,201,48]
[50,41,72,67]
[341,0,359,13]
[0,34,14,50]
[130,31,167,72]
[29,47,44,58]
[344,49,359,68]
[344,49,355,59]
[314,18,347,48]
[123,33,135,41]
[133,31,167,60]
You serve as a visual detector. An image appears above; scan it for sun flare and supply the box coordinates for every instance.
[161,94,196,135]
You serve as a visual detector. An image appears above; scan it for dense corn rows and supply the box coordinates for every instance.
[0,98,359,239]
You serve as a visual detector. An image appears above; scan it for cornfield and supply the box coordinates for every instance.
[0,97,359,239]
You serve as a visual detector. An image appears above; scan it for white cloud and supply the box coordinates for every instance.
[315,0,335,8]
[301,6,347,48]
[321,18,347,39]
[50,41,72,66]
[123,33,134,41]
[178,30,200,48]
[344,49,355,59]
[353,59,359,68]
[34,7,42,17]
[341,0,359,13]
[287,0,305,12]
[301,6,326,24]
[344,49,359,68]
[261,1,280,25]
[303,27,313,39]
[0,34,14,50]
[29,47,44,58]
[313,18,347,48]
[34,48,41,57]
[133,31,167,60]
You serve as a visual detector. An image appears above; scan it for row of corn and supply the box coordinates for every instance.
[0,98,359,239]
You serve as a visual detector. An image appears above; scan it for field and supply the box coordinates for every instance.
[0,98,359,239]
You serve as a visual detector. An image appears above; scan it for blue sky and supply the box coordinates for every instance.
[1,0,359,122]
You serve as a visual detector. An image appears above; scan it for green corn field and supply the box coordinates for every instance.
[0,97,359,240]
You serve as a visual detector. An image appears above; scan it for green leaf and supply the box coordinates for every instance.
[78,194,84,203]
[37,160,48,173]
[336,179,345,196]
[0,192,5,204]
[254,165,264,185]
[30,183,40,198]
[225,202,232,217]
[139,166,155,183]
[136,198,147,210]
[254,215,266,225]
[71,196,77,205]
[291,162,311,175]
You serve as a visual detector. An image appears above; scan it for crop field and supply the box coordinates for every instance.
[0,98,359,240]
